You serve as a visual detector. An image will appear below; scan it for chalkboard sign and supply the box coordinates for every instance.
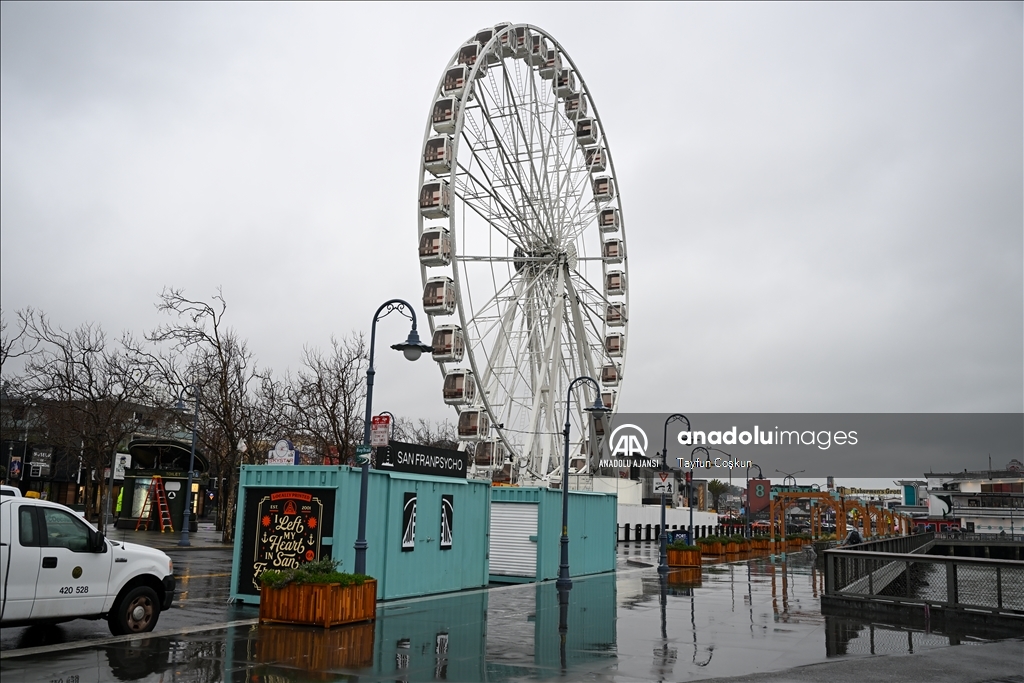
[236,487,336,596]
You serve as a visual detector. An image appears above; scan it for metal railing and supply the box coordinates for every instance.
[934,531,1023,543]
[848,532,933,554]
[824,548,1024,616]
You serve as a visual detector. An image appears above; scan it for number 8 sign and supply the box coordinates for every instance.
[748,479,771,514]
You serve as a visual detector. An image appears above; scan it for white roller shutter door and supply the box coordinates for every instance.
[489,502,538,577]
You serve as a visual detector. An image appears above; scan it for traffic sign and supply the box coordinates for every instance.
[355,445,373,465]
[653,471,674,495]
[371,415,391,447]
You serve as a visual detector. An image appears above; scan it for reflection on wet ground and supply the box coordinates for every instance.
[3,544,1019,682]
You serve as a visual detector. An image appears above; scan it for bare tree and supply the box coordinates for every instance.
[14,311,156,520]
[284,333,367,465]
[1,308,40,374]
[394,418,460,450]
[143,288,278,541]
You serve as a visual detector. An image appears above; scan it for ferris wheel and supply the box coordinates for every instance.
[417,23,628,484]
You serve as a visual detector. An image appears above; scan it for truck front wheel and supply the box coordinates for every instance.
[108,585,161,635]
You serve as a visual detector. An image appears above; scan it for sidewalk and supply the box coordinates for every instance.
[103,521,232,551]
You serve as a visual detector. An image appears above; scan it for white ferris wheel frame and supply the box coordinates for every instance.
[417,23,629,483]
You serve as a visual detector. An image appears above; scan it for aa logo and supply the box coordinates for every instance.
[609,424,648,458]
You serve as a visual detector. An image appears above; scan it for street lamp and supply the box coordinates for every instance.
[774,469,804,552]
[354,299,432,575]
[692,445,736,536]
[177,385,200,547]
[658,414,690,574]
[557,376,609,591]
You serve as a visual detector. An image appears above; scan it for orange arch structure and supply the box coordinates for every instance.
[769,491,847,547]
[769,491,913,553]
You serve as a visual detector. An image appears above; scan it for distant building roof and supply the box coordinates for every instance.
[926,470,1023,480]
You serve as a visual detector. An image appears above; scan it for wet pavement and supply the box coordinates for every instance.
[2,540,1021,682]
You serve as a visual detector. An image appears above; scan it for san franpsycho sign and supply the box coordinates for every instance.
[376,440,467,479]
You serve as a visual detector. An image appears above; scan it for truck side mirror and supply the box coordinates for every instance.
[90,529,106,553]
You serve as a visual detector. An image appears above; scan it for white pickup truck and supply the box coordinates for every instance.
[1,496,175,635]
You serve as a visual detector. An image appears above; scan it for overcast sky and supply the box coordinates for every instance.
[2,2,1021,426]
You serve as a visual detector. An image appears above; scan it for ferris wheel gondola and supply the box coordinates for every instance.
[418,23,628,484]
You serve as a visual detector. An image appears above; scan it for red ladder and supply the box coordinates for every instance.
[135,475,175,532]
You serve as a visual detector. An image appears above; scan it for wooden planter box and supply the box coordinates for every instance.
[725,542,741,553]
[701,542,725,555]
[667,548,702,567]
[260,579,377,628]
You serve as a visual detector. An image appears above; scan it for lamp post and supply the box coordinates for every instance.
[659,414,690,573]
[354,299,432,575]
[692,445,737,535]
[557,376,609,591]
[774,469,804,553]
[178,385,200,547]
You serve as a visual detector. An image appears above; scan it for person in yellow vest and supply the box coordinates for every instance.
[115,487,123,522]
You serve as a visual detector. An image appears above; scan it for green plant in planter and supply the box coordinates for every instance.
[667,540,698,551]
[259,558,371,589]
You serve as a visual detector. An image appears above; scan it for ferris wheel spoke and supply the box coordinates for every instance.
[570,267,618,311]
[453,174,551,255]
[460,255,534,262]
[497,59,559,237]
[537,104,572,243]
[461,102,507,204]
[555,170,599,241]
[569,270,621,354]
[456,129,549,247]
[564,271,600,387]
[464,266,561,387]
[473,76,549,240]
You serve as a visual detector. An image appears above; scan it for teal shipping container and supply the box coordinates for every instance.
[489,487,617,582]
[229,465,491,603]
